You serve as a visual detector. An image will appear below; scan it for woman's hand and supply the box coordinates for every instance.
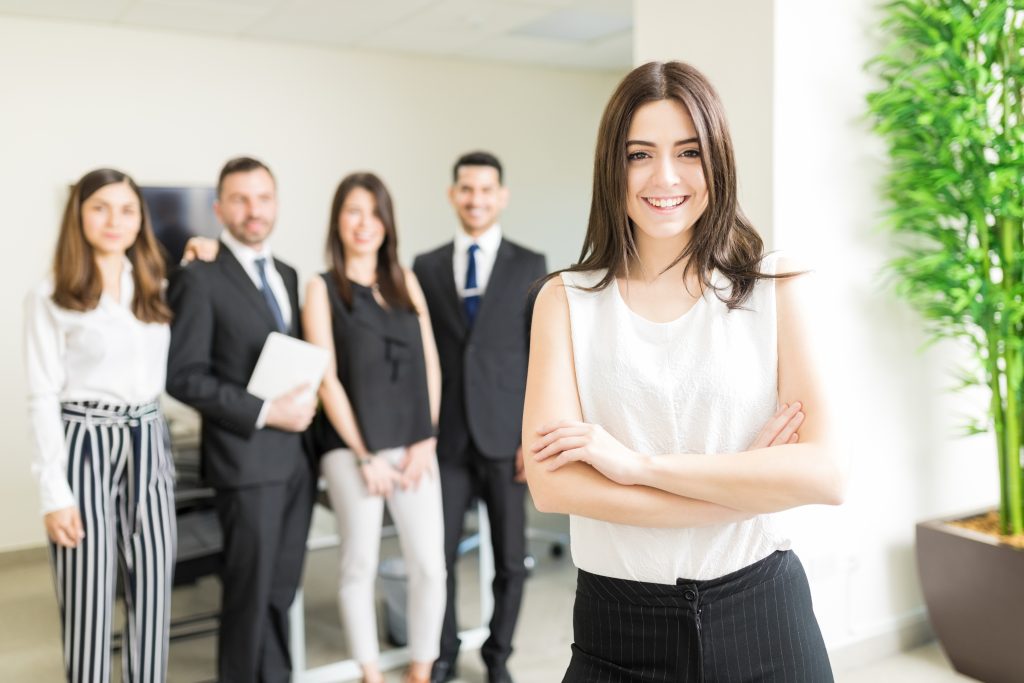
[181,236,220,263]
[748,402,805,450]
[359,455,403,497]
[44,506,84,548]
[399,437,438,491]
[532,421,647,485]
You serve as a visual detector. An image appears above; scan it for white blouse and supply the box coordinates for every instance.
[561,255,790,583]
[24,260,169,514]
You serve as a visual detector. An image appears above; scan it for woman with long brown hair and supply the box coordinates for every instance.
[25,168,178,682]
[523,62,843,680]
[303,172,446,683]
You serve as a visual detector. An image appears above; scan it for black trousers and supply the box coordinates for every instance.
[438,443,527,668]
[564,550,833,683]
[214,455,314,683]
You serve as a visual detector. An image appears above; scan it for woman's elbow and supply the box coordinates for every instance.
[525,470,565,515]
[528,488,559,514]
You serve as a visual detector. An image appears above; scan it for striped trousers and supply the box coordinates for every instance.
[564,550,833,683]
[50,401,177,683]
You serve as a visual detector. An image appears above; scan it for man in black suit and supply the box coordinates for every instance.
[167,157,316,683]
[413,152,547,683]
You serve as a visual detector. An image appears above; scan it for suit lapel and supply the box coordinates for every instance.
[437,243,468,336]
[273,259,300,337]
[217,243,278,331]
[470,239,513,337]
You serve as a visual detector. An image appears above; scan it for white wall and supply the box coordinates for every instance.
[635,0,1000,662]
[634,0,775,240]
[773,0,998,659]
[0,15,623,552]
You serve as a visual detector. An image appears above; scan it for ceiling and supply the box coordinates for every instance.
[0,0,633,70]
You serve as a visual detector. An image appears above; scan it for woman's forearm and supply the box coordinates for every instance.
[528,461,752,528]
[637,442,844,513]
[319,377,370,459]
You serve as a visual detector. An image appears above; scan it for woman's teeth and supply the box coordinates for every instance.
[646,196,686,208]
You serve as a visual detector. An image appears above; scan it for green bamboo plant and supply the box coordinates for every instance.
[866,0,1024,534]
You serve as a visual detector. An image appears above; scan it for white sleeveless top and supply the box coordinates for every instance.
[561,253,790,583]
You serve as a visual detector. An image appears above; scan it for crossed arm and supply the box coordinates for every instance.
[521,265,844,528]
[303,270,442,495]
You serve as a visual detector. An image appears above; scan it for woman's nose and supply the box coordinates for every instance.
[656,156,681,186]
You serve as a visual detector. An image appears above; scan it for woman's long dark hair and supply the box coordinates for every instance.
[52,168,171,323]
[565,61,792,309]
[325,172,416,312]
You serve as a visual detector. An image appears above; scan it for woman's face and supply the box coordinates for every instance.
[338,186,386,258]
[624,98,709,242]
[80,180,142,257]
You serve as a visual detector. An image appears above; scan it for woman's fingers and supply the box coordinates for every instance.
[766,402,801,436]
[68,511,84,541]
[749,404,788,449]
[770,411,805,446]
[51,526,76,548]
[531,426,588,452]
[535,420,586,438]
[402,470,423,491]
[534,436,588,461]
[545,447,586,472]
[749,402,804,450]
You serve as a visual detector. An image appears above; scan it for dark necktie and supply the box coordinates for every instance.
[463,243,481,327]
[254,257,288,333]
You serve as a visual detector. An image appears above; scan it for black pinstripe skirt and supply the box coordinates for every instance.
[563,550,833,683]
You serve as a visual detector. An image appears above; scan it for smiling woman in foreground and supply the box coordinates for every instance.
[522,61,844,682]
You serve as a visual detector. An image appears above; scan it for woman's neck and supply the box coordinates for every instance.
[627,229,691,284]
[345,253,378,286]
[95,252,125,302]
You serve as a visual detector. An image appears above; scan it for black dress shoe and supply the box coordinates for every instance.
[487,663,514,683]
[430,658,457,683]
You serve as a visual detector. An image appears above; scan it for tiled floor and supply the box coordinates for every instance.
[0,508,975,682]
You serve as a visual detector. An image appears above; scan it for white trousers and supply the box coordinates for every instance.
[321,447,446,664]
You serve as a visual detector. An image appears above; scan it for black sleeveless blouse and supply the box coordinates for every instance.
[314,273,432,453]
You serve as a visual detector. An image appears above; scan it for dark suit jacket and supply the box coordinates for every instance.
[413,237,547,461]
[166,244,307,489]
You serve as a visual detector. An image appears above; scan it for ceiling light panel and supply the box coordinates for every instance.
[359,0,550,54]
[513,7,631,43]
[244,0,434,46]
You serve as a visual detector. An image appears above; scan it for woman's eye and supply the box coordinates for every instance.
[627,151,649,161]
[681,149,701,158]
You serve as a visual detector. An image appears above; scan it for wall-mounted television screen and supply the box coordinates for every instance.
[140,186,220,265]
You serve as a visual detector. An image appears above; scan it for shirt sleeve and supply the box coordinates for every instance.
[23,288,75,515]
[255,400,270,429]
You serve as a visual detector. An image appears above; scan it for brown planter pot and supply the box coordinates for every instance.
[916,510,1024,683]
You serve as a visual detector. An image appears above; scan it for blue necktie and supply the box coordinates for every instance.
[255,257,288,333]
[464,244,481,327]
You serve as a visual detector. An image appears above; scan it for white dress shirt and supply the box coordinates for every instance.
[453,223,502,298]
[219,229,293,330]
[24,260,170,514]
